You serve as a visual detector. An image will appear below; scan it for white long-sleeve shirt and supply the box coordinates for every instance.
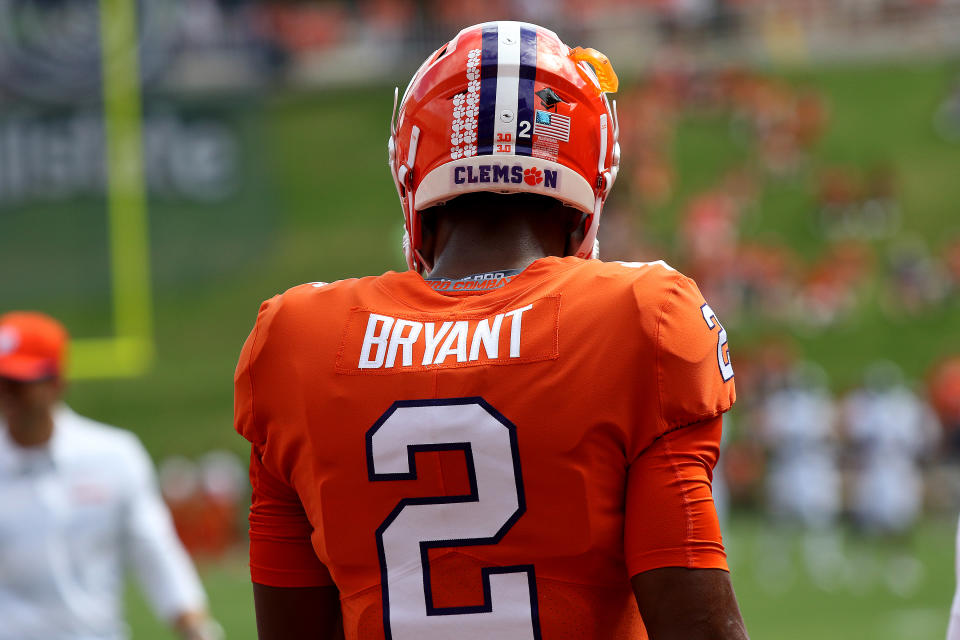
[949,513,960,640]
[0,406,207,640]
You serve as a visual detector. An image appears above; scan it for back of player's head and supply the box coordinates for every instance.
[389,21,621,272]
[419,192,584,249]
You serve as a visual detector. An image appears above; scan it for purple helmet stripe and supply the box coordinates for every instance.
[516,26,538,157]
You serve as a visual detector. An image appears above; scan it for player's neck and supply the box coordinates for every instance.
[426,215,567,281]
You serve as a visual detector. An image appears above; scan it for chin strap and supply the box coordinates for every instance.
[392,101,421,271]
[575,109,619,260]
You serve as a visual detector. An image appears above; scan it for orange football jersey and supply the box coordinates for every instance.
[235,256,736,639]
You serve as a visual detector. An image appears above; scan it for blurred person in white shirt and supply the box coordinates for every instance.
[0,311,222,640]
[948,513,960,640]
[843,361,938,535]
[761,361,841,529]
[758,361,846,591]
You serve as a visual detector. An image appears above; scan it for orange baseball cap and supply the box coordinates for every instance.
[0,312,69,382]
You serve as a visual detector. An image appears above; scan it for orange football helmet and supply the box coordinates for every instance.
[389,21,621,272]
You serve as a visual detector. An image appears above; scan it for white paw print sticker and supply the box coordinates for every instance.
[0,327,19,356]
[451,49,483,160]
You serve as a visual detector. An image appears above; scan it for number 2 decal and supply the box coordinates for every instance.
[518,120,531,138]
[700,303,734,382]
[366,398,542,640]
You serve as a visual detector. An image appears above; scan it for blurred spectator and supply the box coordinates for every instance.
[792,89,829,149]
[817,165,901,240]
[721,437,766,508]
[679,170,760,313]
[717,342,796,510]
[817,167,863,236]
[683,187,741,263]
[929,356,960,456]
[735,240,797,319]
[0,312,222,640]
[796,242,873,328]
[161,451,245,558]
[198,451,246,555]
[733,339,801,408]
[843,361,939,535]
[884,236,948,314]
[760,362,841,529]
[944,235,960,295]
[734,77,822,176]
[160,456,208,555]
[934,75,960,141]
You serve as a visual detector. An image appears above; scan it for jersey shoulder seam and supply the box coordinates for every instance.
[654,272,688,433]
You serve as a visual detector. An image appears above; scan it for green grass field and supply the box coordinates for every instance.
[4,60,960,638]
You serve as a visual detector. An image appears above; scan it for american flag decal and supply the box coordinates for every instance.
[534,110,571,142]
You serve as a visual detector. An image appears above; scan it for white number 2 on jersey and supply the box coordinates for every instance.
[700,303,734,382]
[366,398,542,640]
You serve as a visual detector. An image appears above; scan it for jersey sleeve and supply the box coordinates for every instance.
[653,274,736,432]
[624,415,727,577]
[234,295,279,449]
[248,445,334,587]
[236,295,334,588]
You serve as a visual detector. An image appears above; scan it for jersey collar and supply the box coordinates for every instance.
[376,256,585,311]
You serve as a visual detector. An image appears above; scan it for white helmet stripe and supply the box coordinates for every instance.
[492,22,521,155]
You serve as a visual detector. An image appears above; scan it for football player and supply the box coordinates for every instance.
[235,21,748,640]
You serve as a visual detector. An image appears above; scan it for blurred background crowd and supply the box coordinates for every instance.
[2,0,960,638]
